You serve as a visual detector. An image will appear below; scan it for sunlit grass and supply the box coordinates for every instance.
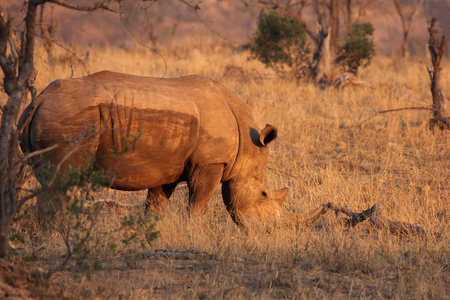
[15,39,450,298]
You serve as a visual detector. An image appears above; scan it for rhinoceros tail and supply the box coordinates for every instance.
[18,102,38,157]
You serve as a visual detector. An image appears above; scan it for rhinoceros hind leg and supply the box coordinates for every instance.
[188,164,224,214]
[146,182,179,213]
[146,187,166,212]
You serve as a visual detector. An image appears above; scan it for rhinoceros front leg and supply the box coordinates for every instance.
[145,182,178,212]
[187,164,224,214]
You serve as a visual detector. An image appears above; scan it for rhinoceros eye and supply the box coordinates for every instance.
[261,191,268,197]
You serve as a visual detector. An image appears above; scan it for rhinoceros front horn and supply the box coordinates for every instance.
[285,204,330,225]
[271,188,328,226]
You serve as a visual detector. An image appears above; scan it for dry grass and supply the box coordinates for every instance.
[8,37,450,299]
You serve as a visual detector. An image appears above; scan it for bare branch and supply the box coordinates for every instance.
[393,0,425,57]
[45,0,119,12]
[393,0,424,32]
[45,235,72,278]
[21,143,62,162]
[356,106,433,126]
[393,0,407,32]
[0,9,20,58]
[0,10,18,91]
[46,199,103,279]
[178,0,200,11]
[240,0,306,13]
[117,1,167,77]
[241,0,277,10]
[35,32,90,75]
[17,128,103,208]
[376,106,433,114]
[16,146,78,208]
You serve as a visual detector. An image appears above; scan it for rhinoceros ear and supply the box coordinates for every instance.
[259,124,278,146]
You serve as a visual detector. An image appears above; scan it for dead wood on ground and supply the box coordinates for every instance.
[323,202,438,237]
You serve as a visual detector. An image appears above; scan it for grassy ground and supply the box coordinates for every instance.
[5,38,450,299]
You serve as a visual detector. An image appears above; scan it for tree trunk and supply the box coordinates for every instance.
[427,19,448,129]
[308,25,331,82]
[393,0,425,58]
[346,0,352,24]
[401,30,410,58]
[329,0,340,53]
[0,91,27,258]
[0,2,37,259]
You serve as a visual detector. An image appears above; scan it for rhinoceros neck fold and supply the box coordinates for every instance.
[219,95,259,182]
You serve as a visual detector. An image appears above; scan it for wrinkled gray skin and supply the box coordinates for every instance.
[19,71,326,226]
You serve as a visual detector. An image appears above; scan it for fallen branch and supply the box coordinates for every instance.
[368,203,433,236]
[325,202,438,237]
[326,203,373,227]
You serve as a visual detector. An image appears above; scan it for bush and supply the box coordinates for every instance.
[31,155,158,279]
[335,22,375,74]
[244,11,310,78]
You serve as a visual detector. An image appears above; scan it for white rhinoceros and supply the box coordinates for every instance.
[19,71,327,226]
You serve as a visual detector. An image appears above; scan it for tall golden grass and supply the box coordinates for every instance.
[14,37,450,299]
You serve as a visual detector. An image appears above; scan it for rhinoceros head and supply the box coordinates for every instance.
[222,125,294,226]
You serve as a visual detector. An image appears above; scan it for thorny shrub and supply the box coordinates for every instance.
[15,155,159,279]
[244,10,310,79]
[335,22,375,75]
